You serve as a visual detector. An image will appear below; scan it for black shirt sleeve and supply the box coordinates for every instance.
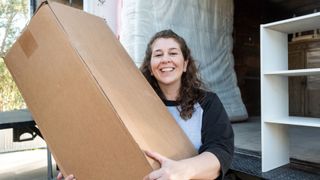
[198,91,234,180]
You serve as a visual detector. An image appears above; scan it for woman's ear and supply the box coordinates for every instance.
[183,60,189,72]
[149,65,154,76]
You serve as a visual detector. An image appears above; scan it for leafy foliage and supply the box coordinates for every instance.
[0,0,29,111]
[0,57,25,111]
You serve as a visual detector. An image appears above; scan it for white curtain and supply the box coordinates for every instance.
[83,0,119,34]
[120,0,248,121]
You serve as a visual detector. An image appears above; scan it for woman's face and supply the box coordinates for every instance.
[150,38,188,88]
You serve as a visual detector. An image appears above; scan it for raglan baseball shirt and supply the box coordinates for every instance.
[164,91,234,180]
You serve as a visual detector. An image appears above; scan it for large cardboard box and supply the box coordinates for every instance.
[4,1,196,179]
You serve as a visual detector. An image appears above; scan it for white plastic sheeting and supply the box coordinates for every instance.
[83,0,119,34]
[120,0,248,121]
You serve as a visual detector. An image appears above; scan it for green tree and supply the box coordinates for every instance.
[0,0,29,111]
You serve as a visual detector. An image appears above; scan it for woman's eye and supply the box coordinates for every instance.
[170,52,178,56]
[154,54,162,57]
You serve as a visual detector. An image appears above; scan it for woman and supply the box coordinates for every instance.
[58,29,234,180]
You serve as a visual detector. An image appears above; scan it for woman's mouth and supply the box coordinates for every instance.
[160,67,175,72]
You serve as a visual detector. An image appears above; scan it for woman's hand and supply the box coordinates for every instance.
[143,151,192,180]
[57,172,76,180]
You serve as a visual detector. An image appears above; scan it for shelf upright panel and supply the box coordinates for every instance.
[261,26,289,172]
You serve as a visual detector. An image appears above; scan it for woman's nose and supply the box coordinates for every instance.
[160,54,172,63]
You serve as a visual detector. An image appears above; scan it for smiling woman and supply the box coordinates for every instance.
[139,29,234,180]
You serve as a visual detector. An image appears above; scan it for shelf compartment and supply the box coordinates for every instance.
[264,68,320,76]
[265,116,320,127]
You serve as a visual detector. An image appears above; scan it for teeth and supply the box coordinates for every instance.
[161,67,174,72]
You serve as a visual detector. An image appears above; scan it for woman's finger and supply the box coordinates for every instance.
[65,174,75,180]
[145,151,168,164]
[144,169,163,180]
[57,172,63,180]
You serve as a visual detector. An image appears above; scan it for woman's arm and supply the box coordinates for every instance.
[143,151,220,180]
[199,92,234,179]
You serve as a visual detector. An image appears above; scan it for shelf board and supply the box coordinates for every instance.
[264,68,320,76]
[265,116,320,127]
[261,12,320,33]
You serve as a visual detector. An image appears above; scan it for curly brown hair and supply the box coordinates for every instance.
[140,29,205,120]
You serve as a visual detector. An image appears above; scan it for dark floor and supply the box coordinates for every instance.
[230,149,320,180]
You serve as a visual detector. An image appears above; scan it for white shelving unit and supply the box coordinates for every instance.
[261,12,320,172]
